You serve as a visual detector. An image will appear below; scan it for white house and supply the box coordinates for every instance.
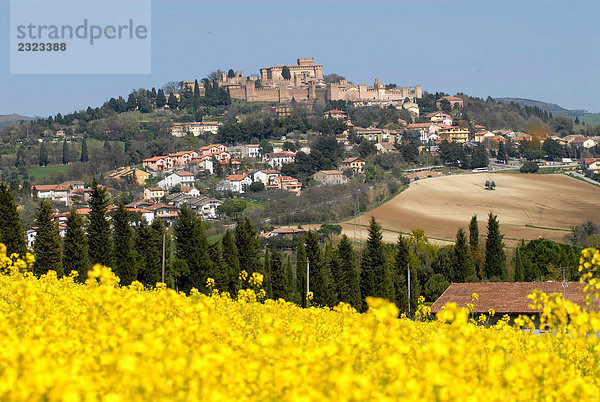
[242,144,261,159]
[220,174,252,193]
[262,152,295,169]
[180,186,201,197]
[158,171,195,190]
[33,184,71,206]
[253,170,281,186]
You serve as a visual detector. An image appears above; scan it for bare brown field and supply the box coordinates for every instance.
[341,173,600,247]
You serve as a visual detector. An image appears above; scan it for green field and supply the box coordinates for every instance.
[26,165,70,183]
[580,113,600,126]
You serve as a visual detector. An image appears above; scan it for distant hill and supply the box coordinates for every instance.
[494,98,588,118]
[0,114,33,129]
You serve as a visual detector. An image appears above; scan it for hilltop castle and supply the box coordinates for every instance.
[185,57,422,104]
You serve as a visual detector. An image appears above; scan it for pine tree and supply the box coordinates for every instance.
[0,183,27,257]
[80,138,89,162]
[87,180,113,266]
[39,142,49,166]
[156,89,167,108]
[134,220,161,287]
[497,141,507,163]
[207,242,228,292]
[63,207,89,281]
[173,205,212,292]
[234,217,261,276]
[62,139,69,165]
[453,228,476,282]
[360,216,395,311]
[33,200,62,276]
[112,202,137,285]
[270,250,287,300]
[469,215,479,251]
[484,213,506,280]
[305,230,335,306]
[514,241,525,282]
[296,236,308,307]
[221,229,240,297]
[336,235,361,309]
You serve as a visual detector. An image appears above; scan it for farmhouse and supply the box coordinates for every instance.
[143,156,174,172]
[33,184,71,205]
[313,170,348,185]
[157,171,195,190]
[263,152,295,169]
[143,187,165,202]
[436,96,463,109]
[431,282,591,328]
[341,157,366,173]
[221,174,252,193]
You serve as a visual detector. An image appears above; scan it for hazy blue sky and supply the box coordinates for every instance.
[1,0,598,117]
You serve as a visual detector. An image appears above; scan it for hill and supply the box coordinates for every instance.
[494,97,587,118]
[0,114,33,129]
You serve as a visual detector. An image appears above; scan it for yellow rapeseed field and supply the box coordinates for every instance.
[1,244,600,401]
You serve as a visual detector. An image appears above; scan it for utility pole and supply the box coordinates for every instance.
[407,262,411,316]
[161,232,166,283]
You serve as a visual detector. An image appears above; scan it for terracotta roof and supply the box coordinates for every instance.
[430,282,590,314]
[174,171,195,177]
[143,156,170,162]
[34,184,71,191]
[226,174,249,181]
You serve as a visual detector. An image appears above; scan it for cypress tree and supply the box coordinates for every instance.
[514,241,525,282]
[318,246,338,307]
[468,215,479,251]
[87,180,113,266]
[234,217,261,276]
[453,228,476,282]
[484,213,506,280]
[173,205,211,292]
[80,138,89,162]
[305,230,335,306]
[270,250,287,300]
[284,256,295,302]
[15,146,26,167]
[336,235,361,309]
[156,89,167,108]
[62,139,69,165]
[296,236,308,307]
[63,207,89,280]
[207,242,228,292]
[33,200,62,276]
[134,220,161,287]
[0,183,27,257]
[39,142,49,166]
[263,248,273,298]
[112,202,137,285]
[193,79,200,97]
[360,217,394,310]
[392,235,410,313]
[167,93,179,109]
[221,229,240,297]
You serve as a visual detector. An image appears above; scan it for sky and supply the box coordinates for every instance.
[1,0,599,117]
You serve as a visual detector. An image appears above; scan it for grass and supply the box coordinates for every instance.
[27,165,70,183]
[580,113,600,126]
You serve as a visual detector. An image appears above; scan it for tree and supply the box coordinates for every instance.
[222,230,240,297]
[63,207,89,281]
[281,66,291,81]
[0,184,27,257]
[520,161,539,173]
[296,236,308,306]
[305,230,335,306]
[497,141,507,163]
[248,181,265,192]
[234,217,261,277]
[156,89,167,108]
[262,248,273,298]
[548,116,573,136]
[270,250,287,300]
[468,215,479,251]
[424,274,450,301]
[439,98,452,114]
[514,243,524,282]
[87,180,113,266]
[167,93,179,109]
[484,213,506,280]
[112,202,137,285]
[39,142,49,166]
[259,139,273,155]
[336,235,361,309]
[80,138,89,162]
[173,205,212,292]
[360,216,394,311]
[453,228,476,282]
[227,69,235,79]
[62,139,69,165]
[392,235,411,313]
[15,146,26,168]
[33,200,62,276]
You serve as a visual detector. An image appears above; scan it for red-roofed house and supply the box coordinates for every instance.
[262,152,296,168]
[436,96,463,110]
[168,150,199,166]
[143,156,174,172]
[33,184,72,205]
[199,144,227,156]
[267,176,302,195]
[221,174,252,193]
[144,187,165,201]
[341,157,367,173]
[323,109,348,119]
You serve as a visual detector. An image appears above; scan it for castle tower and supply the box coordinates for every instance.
[414,85,423,98]
[309,81,316,99]
[245,80,255,102]
[278,82,289,102]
